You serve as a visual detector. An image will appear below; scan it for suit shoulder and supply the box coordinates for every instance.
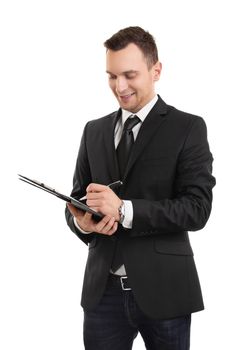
[87,111,118,128]
[168,105,201,121]
[167,105,206,130]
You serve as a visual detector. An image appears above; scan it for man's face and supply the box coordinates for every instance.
[106,43,161,113]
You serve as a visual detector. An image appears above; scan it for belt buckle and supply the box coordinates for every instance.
[120,276,131,291]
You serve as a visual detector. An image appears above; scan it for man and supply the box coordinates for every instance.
[65,26,215,350]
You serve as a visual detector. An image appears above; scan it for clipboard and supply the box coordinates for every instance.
[18,174,104,222]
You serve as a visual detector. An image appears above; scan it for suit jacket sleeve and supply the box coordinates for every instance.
[65,122,95,245]
[131,116,216,235]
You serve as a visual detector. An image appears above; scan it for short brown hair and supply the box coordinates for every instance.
[104,26,158,68]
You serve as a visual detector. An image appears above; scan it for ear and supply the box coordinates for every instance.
[152,61,162,81]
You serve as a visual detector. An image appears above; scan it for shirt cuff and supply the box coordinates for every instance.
[73,216,92,234]
[122,200,133,229]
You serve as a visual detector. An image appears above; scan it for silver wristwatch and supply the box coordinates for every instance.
[118,201,125,224]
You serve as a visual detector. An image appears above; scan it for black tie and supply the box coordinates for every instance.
[116,115,141,179]
[111,115,140,273]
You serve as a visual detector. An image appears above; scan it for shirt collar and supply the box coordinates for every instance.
[121,94,158,124]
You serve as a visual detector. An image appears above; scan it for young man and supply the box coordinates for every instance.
[66,26,215,350]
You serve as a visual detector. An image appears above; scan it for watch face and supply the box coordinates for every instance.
[118,202,125,224]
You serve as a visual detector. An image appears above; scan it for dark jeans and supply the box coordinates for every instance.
[84,275,191,350]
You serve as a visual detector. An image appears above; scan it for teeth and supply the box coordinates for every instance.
[121,93,134,98]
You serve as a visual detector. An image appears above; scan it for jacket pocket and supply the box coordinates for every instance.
[154,239,194,256]
[141,156,174,165]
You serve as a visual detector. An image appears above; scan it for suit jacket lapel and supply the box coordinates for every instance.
[103,110,121,181]
[124,96,168,180]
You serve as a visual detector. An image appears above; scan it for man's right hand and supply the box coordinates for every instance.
[67,203,118,236]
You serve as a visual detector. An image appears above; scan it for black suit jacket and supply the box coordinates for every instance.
[65,96,216,320]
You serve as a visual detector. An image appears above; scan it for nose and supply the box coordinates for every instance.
[116,76,128,94]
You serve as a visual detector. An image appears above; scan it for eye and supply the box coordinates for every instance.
[125,73,137,79]
[108,74,116,80]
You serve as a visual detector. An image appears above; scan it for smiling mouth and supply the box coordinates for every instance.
[119,92,135,100]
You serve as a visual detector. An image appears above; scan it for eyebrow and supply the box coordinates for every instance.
[106,70,138,75]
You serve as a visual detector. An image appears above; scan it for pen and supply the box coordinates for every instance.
[79,180,123,201]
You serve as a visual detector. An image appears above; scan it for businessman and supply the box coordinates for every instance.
[65,26,215,350]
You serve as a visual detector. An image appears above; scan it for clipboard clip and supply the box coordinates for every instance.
[18,174,57,193]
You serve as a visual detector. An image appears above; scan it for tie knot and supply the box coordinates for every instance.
[123,115,140,131]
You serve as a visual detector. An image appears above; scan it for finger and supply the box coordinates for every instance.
[95,215,114,233]
[88,207,102,215]
[107,221,118,235]
[104,220,118,236]
[67,203,75,213]
[101,217,116,234]
[86,192,104,200]
[67,203,83,218]
[74,212,95,232]
[86,199,102,208]
[82,212,94,226]
[86,183,108,193]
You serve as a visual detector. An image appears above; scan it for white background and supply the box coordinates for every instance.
[1,0,232,348]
